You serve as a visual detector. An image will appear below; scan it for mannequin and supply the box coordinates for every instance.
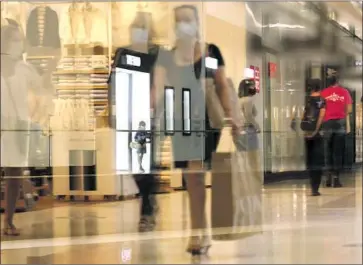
[60,1,107,46]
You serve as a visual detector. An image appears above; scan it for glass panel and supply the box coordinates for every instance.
[182,89,191,135]
[264,54,306,173]
[115,71,130,131]
[164,87,175,134]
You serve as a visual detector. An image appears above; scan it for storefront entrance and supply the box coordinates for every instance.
[114,68,151,174]
[263,53,306,174]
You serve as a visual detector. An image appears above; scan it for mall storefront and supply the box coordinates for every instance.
[1,1,249,201]
[1,2,361,207]
[245,2,362,180]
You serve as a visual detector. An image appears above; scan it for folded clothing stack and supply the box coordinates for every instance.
[57,57,75,70]
[89,55,109,70]
[56,56,109,72]
[90,73,108,86]
[74,57,90,70]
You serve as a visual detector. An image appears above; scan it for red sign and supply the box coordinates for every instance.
[268,62,277,78]
[250,65,260,93]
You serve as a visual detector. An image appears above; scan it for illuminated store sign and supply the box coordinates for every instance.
[125,55,141,67]
[244,68,254,79]
[250,65,260,93]
[205,57,218,70]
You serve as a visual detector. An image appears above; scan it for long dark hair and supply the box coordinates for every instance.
[307,78,322,93]
[238,79,256,97]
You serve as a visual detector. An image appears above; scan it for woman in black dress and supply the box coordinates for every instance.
[152,5,239,255]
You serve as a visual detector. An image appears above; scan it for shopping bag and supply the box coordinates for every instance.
[211,127,262,240]
[229,150,262,239]
[129,141,141,149]
[211,126,236,239]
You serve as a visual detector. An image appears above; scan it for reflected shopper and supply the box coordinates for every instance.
[238,78,262,182]
[152,5,239,255]
[1,23,44,236]
[321,75,352,187]
[111,12,161,232]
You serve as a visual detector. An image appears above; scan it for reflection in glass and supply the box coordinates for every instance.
[164,87,175,134]
[182,89,191,134]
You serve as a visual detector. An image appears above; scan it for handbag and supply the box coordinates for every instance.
[234,126,259,152]
[234,101,259,151]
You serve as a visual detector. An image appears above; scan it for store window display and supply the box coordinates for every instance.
[60,2,108,46]
[26,4,61,49]
[110,10,163,231]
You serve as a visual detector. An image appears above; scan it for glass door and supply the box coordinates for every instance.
[264,53,306,173]
[115,68,151,174]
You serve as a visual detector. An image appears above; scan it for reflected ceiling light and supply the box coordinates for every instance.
[245,3,306,29]
[268,23,305,29]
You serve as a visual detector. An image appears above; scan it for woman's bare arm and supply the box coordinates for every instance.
[214,66,232,118]
[313,108,326,134]
[151,65,166,111]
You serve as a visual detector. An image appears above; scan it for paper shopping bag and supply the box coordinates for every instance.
[229,150,263,240]
[211,126,236,240]
[211,127,262,241]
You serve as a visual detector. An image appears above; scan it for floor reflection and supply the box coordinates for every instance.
[0,173,361,264]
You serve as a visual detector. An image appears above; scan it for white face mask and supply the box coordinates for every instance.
[131,28,149,44]
[139,125,146,130]
[175,22,198,39]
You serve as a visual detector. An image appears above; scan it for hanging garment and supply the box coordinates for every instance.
[26,6,61,48]
[60,3,108,46]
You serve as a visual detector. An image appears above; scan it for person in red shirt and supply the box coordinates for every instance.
[320,75,352,187]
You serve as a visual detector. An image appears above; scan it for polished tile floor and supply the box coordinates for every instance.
[1,173,362,264]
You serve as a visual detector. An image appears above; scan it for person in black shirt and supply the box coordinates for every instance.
[304,79,326,196]
[110,12,161,232]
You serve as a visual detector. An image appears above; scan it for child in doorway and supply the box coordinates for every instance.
[134,121,151,173]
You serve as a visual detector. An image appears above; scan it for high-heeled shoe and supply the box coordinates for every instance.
[186,236,211,256]
[3,224,20,236]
